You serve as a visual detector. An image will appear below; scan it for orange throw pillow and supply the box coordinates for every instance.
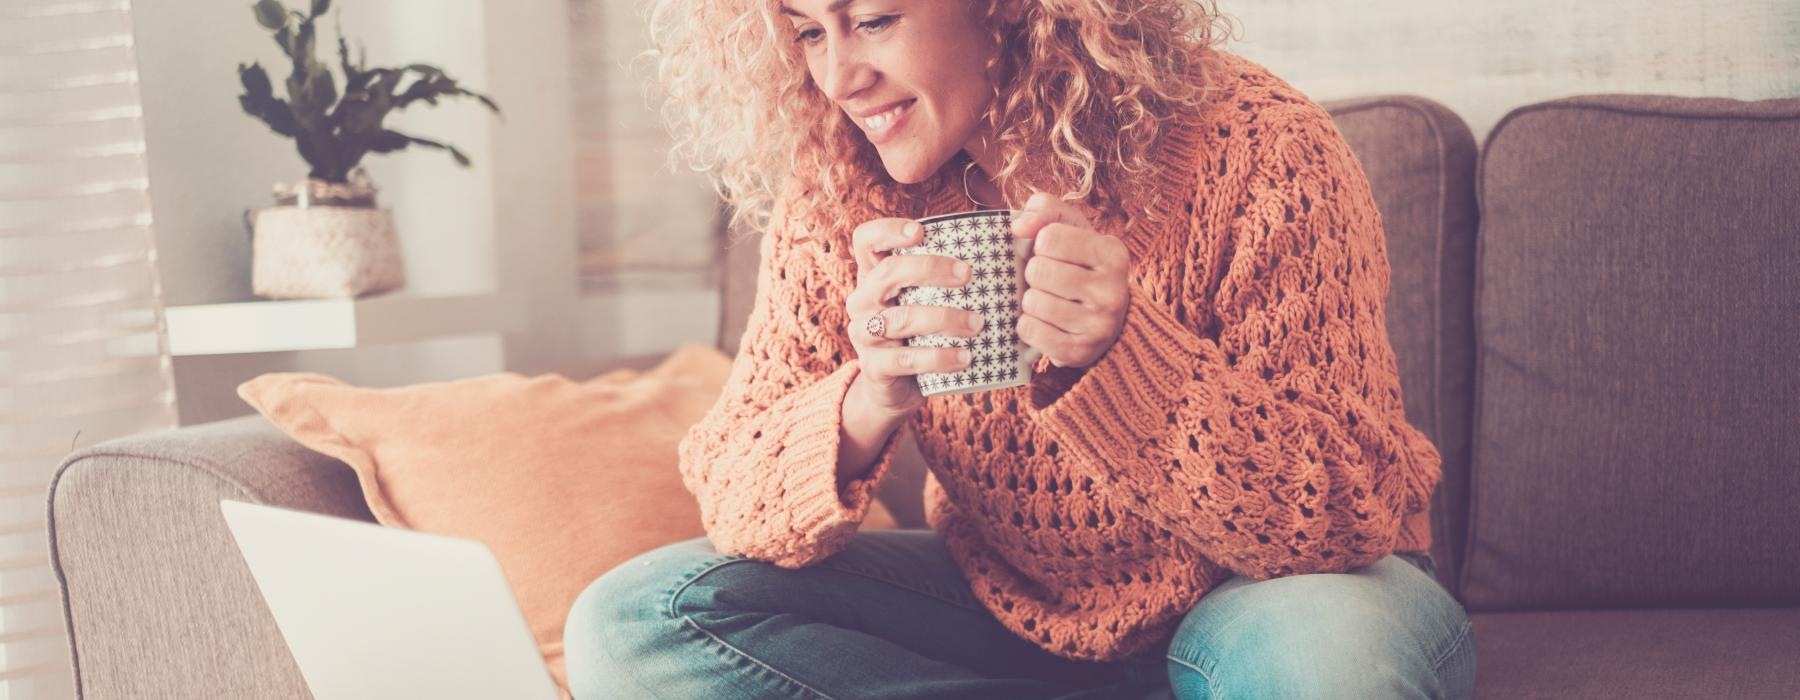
[236,343,895,698]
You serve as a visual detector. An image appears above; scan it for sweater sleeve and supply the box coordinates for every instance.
[675,200,906,569]
[1022,111,1443,580]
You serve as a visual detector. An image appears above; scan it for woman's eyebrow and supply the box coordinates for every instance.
[780,0,856,18]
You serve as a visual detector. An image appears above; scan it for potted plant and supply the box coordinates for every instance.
[236,0,502,299]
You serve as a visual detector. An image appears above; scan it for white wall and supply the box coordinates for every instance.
[135,0,581,424]
[143,1,1800,424]
[1223,0,1800,142]
[484,0,583,376]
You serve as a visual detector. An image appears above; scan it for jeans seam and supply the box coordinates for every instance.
[1165,650,1218,697]
[664,555,745,620]
[681,615,836,700]
[1429,620,1474,674]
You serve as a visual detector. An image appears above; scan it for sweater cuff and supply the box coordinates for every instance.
[1026,286,1219,460]
[771,360,899,555]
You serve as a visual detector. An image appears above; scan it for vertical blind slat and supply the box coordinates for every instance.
[0,1,170,697]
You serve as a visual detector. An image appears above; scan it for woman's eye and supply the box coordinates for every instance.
[856,15,896,32]
[795,28,824,45]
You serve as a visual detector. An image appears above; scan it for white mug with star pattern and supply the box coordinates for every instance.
[891,209,1044,397]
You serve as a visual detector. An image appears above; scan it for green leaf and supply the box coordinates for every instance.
[238,61,273,98]
[464,89,503,119]
[253,0,287,30]
[274,25,293,57]
[368,129,474,168]
[305,63,337,113]
[294,20,316,66]
[237,63,301,138]
[336,33,359,83]
[367,129,409,152]
[310,0,331,17]
[385,66,501,120]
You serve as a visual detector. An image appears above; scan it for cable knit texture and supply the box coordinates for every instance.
[676,50,1442,662]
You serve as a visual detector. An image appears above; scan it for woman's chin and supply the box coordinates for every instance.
[877,150,944,185]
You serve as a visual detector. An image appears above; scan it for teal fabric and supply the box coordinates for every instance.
[564,530,1473,699]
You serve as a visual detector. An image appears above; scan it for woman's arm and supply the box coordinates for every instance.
[677,199,907,569]
[837,376,909,486]
[1023,108,1443,580]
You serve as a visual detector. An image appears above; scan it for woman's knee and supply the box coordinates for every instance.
[562,536,732,699]
[1163,555,1471,699]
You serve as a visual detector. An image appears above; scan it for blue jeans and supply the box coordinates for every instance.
[564,529,1475,699]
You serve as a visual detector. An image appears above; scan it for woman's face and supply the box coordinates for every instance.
[780,0,1003,184]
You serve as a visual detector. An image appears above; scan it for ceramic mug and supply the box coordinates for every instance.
[891,209,1043,397]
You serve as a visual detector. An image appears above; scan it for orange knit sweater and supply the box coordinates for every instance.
[676,50,1442,662]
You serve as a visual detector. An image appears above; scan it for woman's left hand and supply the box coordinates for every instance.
[1010,191,1131,369]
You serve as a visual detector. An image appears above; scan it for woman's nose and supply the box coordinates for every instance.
[820,42,875,104]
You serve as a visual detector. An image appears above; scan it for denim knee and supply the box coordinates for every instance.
[1164,555,1471,699]
[562,536,733,700]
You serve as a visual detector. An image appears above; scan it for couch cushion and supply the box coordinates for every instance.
[1465,95,1800,610]
[1471,608,1800,698]
[1323,96,1479,601]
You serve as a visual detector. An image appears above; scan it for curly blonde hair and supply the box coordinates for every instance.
[642,0,1237,247]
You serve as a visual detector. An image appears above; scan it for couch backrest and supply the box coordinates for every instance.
[1459,94,1800,611]
[1324,97,1480,598]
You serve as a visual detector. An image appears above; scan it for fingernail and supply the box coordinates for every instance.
[908,221,924,240]
[957,348,972,364]
[967,314,983,331]
[955,261,970,278]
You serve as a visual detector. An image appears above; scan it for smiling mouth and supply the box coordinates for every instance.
[860,99,915,141]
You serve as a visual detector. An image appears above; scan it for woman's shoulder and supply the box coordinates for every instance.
[1168,50,1353,181]
[1197,50,1335,122]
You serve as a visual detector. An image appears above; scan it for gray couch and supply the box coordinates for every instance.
[49,93,1800,698]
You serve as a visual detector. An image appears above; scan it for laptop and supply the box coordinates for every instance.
[220,499,562,700]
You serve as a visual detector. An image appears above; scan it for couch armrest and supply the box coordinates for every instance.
[48,413,371,699]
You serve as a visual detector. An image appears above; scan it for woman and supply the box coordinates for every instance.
[565,0,1476,697]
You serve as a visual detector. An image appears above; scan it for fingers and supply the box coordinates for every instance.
[852,218,925,283]
[1020,287,1084,334]
[1032,222,1129,272]
[1011,191,1091,240]
[848,254,971,308]
[1023,254,1092,305]
[887,304,986,339]
[1016,314,1074,364]
[860,344,974,379]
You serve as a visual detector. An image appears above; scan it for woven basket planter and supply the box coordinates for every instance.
[247,168,406,299]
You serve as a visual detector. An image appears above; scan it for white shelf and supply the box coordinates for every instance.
[164,291,526,356]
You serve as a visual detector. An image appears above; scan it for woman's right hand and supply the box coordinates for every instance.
[845,217,986,418]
